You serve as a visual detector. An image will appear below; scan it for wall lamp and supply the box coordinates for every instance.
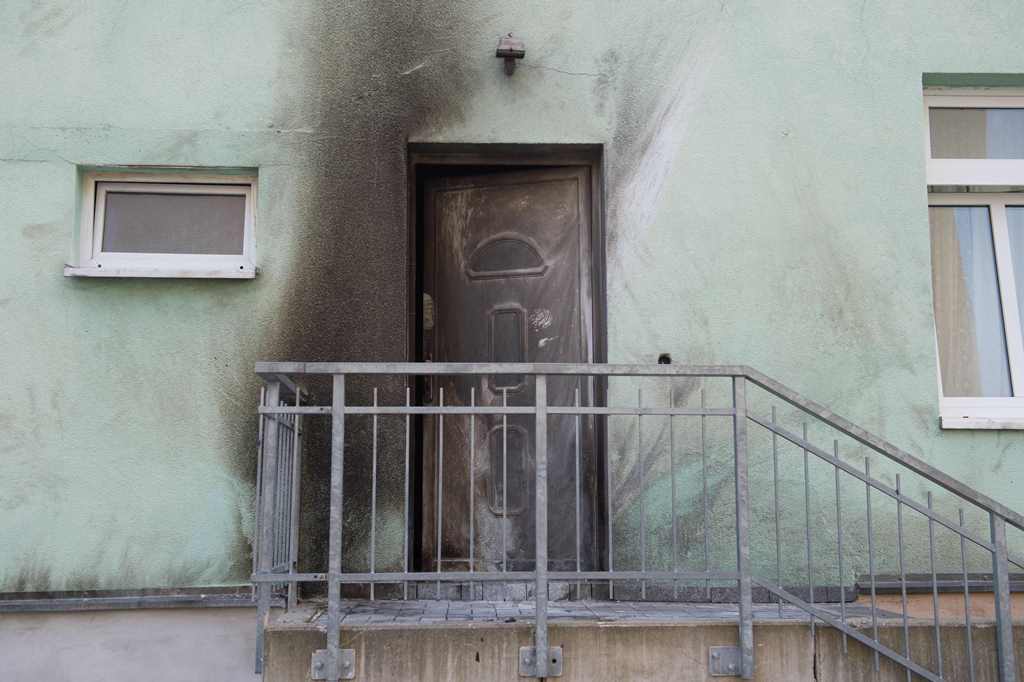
[496,33,525,75]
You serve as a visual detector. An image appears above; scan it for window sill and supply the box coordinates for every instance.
[940,398,1024,429]
[937,395,1024,428]
[940,416,1024,430]
[64,265,256,279]
[0,587,264,613]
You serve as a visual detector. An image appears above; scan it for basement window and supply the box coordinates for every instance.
[65,171,257,279]
[926,89,1024,428]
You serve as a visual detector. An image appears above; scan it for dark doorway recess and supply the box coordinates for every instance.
[407,144,607,579]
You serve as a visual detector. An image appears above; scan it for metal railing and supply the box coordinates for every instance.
[253,380,304,672]
[253,363,1023,681]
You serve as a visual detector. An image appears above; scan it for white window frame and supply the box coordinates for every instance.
[64,171,257,279]
[924,89,1024,185]
[925,90,1024,429]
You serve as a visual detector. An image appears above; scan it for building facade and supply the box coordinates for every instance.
[2,1,1024,680]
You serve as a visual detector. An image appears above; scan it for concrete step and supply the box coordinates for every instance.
[263,600,1023,681]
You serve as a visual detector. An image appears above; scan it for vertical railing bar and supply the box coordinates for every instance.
[288,389,303,609]
[276,404,287,581]
[270,412,278,573]
[834,440,847,655]
[285,413,293,577]
[701,388,710,602]
[325,374,346,682]
[896,474,912,682]
[959,508,976,682]
[369,387,378,601]
[436,386,444,599]
[990,513,1018,682]
[469,386,476,594]
[575,386,582,599]
[254,384,265,587]
[865,458,880,672]
[608,382,615,600]
[285,414,294,571]
[771,406,782,617]
[269,419,277,576]
[282,414,290,588]
[287,413,296,573]
[733,376,754,679]
[803,422,815,642]
[670,384,678,601]
[279,419,287,595]
[254,381,280,674]
[274,418,284,573]
[639,387,646,600]
[503,387,509,579]
[280,411,288,569]
[534,374,551,676]
[403,387,410,601]
[282,415,291,572]
[927,492,942,679]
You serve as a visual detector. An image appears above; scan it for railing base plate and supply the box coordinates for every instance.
[709,646,742,677]
[311,648,355,680]
[519,646,563,677]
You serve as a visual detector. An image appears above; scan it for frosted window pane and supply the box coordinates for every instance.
[929,108,1024,159]
[929,206,1012,397]
[102,191,246,254]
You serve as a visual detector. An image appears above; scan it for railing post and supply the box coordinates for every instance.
[288,390,303,609]
[255,380,280,674]
[990,514,1018,682]
[520,374,562,677]
[733,376,754,679]
[311,375,354,680]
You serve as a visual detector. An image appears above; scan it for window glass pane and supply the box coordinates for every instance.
[929,206,1012,397]
[929,108,1024,159]
[1007,206,1024,350]
[101,189,246,254]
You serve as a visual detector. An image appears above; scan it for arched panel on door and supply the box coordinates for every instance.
[466,234,548,280]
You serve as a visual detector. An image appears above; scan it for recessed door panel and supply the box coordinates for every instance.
[421,166,598,575]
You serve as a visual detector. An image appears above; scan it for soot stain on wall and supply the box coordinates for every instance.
[266,1,475,586]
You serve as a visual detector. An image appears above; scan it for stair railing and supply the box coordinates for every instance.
[253,363,1022,681]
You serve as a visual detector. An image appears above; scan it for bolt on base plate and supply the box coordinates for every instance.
[518,645,563,677]
[709,646,742,677]
[311,648,355,680]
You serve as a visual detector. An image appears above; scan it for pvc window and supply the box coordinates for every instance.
[926,90,1024,427]
[65,172,256,278]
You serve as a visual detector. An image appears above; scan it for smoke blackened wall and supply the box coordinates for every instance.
[270,2,474,581]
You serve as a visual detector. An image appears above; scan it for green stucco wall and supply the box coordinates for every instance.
[1,0,1022,592]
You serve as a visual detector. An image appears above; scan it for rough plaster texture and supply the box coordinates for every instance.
[0,607,257,682]
[1,0,1024,593]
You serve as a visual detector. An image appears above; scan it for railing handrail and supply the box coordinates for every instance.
[743,367,1024,533]
[255,361,1024,532]
[256,361,747,377]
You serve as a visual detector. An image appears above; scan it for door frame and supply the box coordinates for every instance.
[406,144,608,571]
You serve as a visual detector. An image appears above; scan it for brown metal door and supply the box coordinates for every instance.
[421,166,597,580]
